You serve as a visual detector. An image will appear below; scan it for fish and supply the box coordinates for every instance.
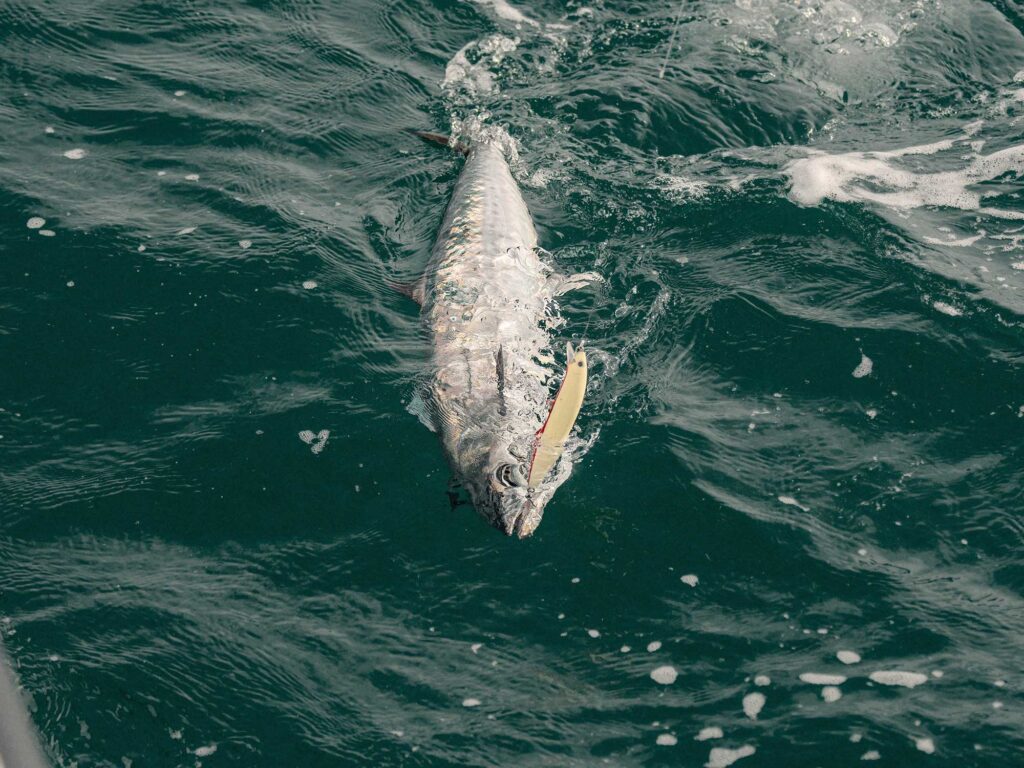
[406,129,596,537]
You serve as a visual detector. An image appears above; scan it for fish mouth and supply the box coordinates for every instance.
[501,496,542,538]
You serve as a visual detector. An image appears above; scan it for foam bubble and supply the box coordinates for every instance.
[587,629,600,638]
[754,674,770,686]
[706,745,756,768]
[742,692,765,720]
[471,0,537,26]
[44,126,54,134]
[462,698,481,707]
[837,650,862,665]
[647,641,662,652]
[239,239,252,249]
[869,670,927,688]
[696,727,724,741]
[861,750,881,761]
[185,173,200,181]
[866,408,878,419]
[822,686,842,702]
[777,495,810,512]
[800,672,847,685]
[26,217,45,229]
[656,734,678,746]
[620,645,631,653]
[681,574,698,587]
[916,738,935,754]
[471,643,482,653]
[194,745,217,757]
[63,148,87,160]
[302,280,318,289]
[176,226,196,235]
[650,665,678,685]
[38,229,55,237]
[174,90,186,97]
[299,429,329,454]
[933,301,963,316]
[66,280,75,288]
[852,354,873,378]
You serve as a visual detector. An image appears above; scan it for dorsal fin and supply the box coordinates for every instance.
[407,129,470,156]
[496,345,507,416]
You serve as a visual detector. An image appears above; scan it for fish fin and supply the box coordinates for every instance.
[387,277,426,305]
[495,345,507,417]
[406,391,437,433]
[549,271,603,296]
[527,345,587,489]
[407,129,469,156]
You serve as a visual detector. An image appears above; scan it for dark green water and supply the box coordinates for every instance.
[2,0,1024,765]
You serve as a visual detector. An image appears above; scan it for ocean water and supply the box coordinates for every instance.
[2,0,1023,765]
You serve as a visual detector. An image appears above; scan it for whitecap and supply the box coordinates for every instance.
[647,641,662,652]
[462,698,481,707]
[587,629,600,638]
[822,686,842,702]
[26,217,45,229]
[194,745,216,757]
[239,239,252,249]
[302,280,318,289]
[38,229,55,237]
[63,148,87,160]
[777,495,810,511]
[754,674,771,686]
[861,750,881,761]
[656,734,678,746]
[696,727,724,741]
[837,650,862,665]
[916,737,935,754]
[932,301,963,316]
[681,574,698,587]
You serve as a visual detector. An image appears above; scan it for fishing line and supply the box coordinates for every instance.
[659,0,686,79]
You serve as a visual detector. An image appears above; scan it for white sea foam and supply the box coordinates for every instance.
[681,574,699,587]
[869,670,928,688]
[742,692,765,720]
[176,226,196,235]
[239,239,252,249]
[822,686,842,702]
[299,429,329,454]
[786,133,1024,220]
[587,629,600,638]
[194,745,217,757]
[861,750,881,761]
[706,745,755,768]
[800,672,847,685]
[443,35,519,95]
[778,495,810,511]
[754,674,771,686]
[852,353,873,378]
[27,217,45,229]
[916,737,935,754]
[696,726,724,741]
[302,280,318,290]
[39,229,55,237]
[185,173,200,181]
[471,0,537,26]
[647,641,662,652]
[932,301,963,316]
[656,733,678,746]
[462,697,481,707]
[837,650,862,665]
[650,665,678,685]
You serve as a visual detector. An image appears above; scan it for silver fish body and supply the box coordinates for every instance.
[421,140,563,536]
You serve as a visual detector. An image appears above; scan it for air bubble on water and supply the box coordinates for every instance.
[822,686,842,702]
[933,301,963,316]
[837,650,861,665]
[571,577,580,584]
[696,726,723,741]
[27,217,45,229]
[39,229,55,237]
[754,674,770,686]
[869,670,927,688]
[239,239,252,249]
[647,641,662,652]
[302,280,318,289]
[462,697,481,707]
[650,665,678,685]
[852,353,873,378]
[681,574,698,587]
[916,738,935,754]
[63,148,87,159]
[656,733,678,746]
[587,629,600,638]
[800,672,847,685]
[66,280,75,287]
[706,745,755,768]
[861,750,881,761]
[742,692,765,720]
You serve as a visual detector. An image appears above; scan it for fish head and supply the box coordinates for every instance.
[459,437,555,538]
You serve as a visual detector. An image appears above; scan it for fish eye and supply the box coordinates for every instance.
[493,463,523,489]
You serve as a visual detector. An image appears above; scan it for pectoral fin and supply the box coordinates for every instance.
[528,343,587,489]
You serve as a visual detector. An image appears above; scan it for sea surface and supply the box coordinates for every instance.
[2,0,1023,765]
